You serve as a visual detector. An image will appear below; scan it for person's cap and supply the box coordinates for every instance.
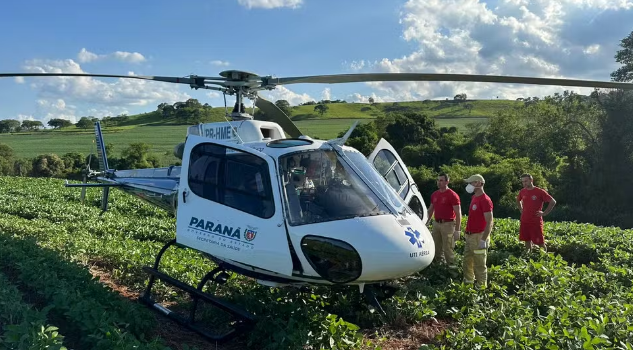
[464,174,485,183]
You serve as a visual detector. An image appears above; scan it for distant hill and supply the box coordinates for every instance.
[0,99,519,164]
[23,98,521,132]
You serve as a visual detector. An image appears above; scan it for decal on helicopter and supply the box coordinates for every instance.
[202,125,236,140]
[405,227,430,258]
[188,216,247,241]
[404,227,424,248]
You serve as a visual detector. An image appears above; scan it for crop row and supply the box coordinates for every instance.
[1,176,633,349]
[0,272,67,350]
[0,178,374,349]
[0,234,173,350]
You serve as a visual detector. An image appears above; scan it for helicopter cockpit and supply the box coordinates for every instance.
[279,146,406,226]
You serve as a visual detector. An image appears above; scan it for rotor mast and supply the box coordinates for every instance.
[217,70,263,121]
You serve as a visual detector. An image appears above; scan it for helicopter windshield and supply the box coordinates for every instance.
[336,147,410,215]
[279,148,392,225]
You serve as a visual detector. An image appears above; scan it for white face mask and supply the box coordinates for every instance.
[465,184,475,193]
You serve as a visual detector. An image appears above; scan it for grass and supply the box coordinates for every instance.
[0,99,504,164]
[1,176,632,349]
[0,125,187,165]
[290,99,520,119]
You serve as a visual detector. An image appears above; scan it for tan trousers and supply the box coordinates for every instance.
[463,232,490,288]
[431,221,456,265]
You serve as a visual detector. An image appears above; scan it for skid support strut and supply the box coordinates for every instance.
[139,239,256,343]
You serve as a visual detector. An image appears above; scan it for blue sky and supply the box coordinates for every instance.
[1,0,633,124]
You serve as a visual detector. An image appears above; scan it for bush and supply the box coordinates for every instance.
[32,154,66,178]
[410,157,552,219]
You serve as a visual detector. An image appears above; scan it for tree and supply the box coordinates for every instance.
[314,104,329,116]
[0,119,21,133]
[454,93,467,101]
[0,144,14,159]
[368,97,375,104]
[76,117,97,129]
[48,118,73,129]
[32,154,65,177]
[119,143,160,169]
[611,30,633,82]
[274,100,292,116]
[337,122,378,156]
[21,120,44,131]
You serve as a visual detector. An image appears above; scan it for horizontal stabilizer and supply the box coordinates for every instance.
[65,181,124,188]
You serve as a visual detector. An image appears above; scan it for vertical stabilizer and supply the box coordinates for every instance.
[94,121,109,171]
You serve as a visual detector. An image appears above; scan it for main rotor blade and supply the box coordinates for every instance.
[254,96,302,138]
[0,72,227,86]
[266,73,633,90]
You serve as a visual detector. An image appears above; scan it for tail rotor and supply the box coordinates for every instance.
[80,153,93,204]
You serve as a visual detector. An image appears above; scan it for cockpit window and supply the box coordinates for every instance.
[339,148,410,215]
[279,148,391,225]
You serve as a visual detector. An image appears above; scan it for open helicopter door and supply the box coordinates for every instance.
[368,138,428,224]
[176,134,293,276]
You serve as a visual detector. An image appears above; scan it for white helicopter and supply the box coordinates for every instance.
[2,70,632,343]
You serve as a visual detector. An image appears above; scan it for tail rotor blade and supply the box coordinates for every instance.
[100,187,110,215]
[254,96,303,138]
[81,153,92,205]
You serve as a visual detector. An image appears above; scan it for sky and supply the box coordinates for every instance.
[1,0,633,124]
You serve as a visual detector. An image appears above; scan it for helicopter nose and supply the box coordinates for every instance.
[356,216,435,282]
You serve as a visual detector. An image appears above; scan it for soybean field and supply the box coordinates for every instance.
[0,176,632,350]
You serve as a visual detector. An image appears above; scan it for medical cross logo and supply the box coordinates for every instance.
[404,227,424,248]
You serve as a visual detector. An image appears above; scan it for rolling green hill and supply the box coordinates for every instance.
[0,99,516,164]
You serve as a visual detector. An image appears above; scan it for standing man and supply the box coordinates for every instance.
[427,173,462,266]
[462,174,493,289]
[517,173,556,251]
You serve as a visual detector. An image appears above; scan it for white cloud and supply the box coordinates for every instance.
[207,91,221,98]
[237,0,303,9]
[76,48,146,64]
[112,51,146,63]
[584,44,601,54]
[349,60,368,71]
[348,0,633,100]
[259,86,315,105]
[17,58,190,123]
[346,92,397,103]
[321,88,331,101]
[77,48,103,63]
[15,114,35,122]
[14,77,25,84]
[210,60,230,66]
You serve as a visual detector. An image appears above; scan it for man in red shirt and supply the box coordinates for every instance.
[463,174,493,288]
[427,173,462,266]
[517,173,556,251]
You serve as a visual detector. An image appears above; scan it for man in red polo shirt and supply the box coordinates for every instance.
[427,173,462,266]
[463,174,493,288]
[517,173,556,251]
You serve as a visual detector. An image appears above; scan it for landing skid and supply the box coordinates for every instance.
[362,283,399,315]
[139,239,256,344]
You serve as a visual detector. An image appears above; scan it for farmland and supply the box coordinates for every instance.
[1,176,632,349]
[0,99,498,165]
